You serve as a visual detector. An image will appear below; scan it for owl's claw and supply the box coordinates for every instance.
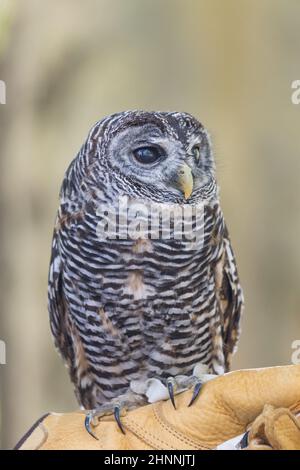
[84,392,147,439]
[165,364,218,409]
[85,405,126,438]
[114,405,126,434]
[85,412,99,440]
[167,377,176,409]
[188,380,203,407]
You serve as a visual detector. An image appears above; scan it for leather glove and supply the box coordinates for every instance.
[15,365,300,450]
[246,402,300,450]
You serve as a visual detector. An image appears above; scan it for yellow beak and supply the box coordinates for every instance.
[177,163,194,199]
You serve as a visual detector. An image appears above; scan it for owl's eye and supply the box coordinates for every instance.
[191,144,201,162]
[133,146,163,165]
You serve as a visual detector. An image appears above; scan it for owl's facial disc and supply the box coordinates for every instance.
[106,123,211,201]
[131,145,193,198]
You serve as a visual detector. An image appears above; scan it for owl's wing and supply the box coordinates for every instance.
[48,227,75,374]
[217,226,244,371]
[48,219,97,409]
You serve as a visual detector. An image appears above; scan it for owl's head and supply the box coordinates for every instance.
[83,111,217,204]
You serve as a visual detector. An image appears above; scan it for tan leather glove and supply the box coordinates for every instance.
[246,402,300,450]
[15,365,300,450]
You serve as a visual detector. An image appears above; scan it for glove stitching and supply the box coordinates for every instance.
[124,415,175,450]
[154,404,212,450]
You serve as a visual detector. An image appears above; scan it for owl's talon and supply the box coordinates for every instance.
[85,407,125,437]
[85,412,99,440]
[84,393,143,438]
[188,380,203,407]
[114,405,126,434]
[167,377,176,409]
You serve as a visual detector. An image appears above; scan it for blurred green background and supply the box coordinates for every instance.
[0,0,300,449]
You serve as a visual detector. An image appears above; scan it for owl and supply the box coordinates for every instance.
[48,111,244,436]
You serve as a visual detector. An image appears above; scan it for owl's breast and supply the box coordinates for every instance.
[61,207,223,392]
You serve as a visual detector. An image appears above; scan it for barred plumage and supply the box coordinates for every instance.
[48,111,244,409]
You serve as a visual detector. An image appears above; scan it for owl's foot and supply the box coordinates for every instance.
[166,364,219,408]
[130,363,218,410]
[85,392,146,439]
[85,365,218,438]
[165,364,218,409]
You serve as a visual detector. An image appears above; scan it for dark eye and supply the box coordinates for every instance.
[133,146,163,164]
[192,144,201,162]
